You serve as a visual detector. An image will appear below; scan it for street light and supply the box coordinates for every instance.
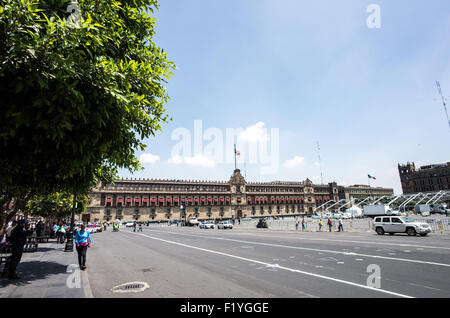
[180,204,185,226]
[64,194,77,252]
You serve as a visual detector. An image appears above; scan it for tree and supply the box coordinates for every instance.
[0,0,174,235]
[27,192,89,222]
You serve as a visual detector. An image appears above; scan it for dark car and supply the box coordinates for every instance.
[256,218,268,228]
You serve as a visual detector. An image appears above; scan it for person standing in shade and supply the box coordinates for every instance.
[74,224,91,270]
[338,218,344,232]
[6,219,32,280]
[301,218,306,231]
[295,218,299,231]
[327,219,332,232]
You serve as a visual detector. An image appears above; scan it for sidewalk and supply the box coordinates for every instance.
[0,240,92,298]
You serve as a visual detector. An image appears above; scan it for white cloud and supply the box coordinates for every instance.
[168,154,183,165]
[282,156,305,168]
[184,154,216,168]
[168,154,216,168]
[238,122,268,143]
[140,153,160,164]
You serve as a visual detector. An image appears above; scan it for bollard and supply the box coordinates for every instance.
[350,221,353,232]
[439,221,444,235]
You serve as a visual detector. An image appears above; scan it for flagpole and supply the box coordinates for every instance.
[234,143,237,170]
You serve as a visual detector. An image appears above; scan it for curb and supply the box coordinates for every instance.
[81,267,94,298]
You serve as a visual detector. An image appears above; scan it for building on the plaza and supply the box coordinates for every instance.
[84,169,394,223]
[398,162,450,194]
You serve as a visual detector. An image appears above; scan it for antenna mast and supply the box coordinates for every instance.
[317,141,324,184]
[436,81,450,129]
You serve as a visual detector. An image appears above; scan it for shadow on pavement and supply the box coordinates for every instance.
[0,261,68,287]
[36,247,58,252]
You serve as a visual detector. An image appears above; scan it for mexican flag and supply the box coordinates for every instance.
[368,174,376,180]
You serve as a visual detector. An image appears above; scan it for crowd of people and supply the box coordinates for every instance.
[295,217,345,232]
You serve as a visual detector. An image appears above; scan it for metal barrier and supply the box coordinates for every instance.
[236,217,450,234]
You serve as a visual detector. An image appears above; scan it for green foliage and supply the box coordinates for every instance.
[27,192,89,220]
[0,0,174,232]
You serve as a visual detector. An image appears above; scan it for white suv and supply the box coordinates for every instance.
[373,216,431,236]
[218,221,233,229]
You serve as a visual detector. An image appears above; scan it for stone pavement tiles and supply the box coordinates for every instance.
[0,241,86,298]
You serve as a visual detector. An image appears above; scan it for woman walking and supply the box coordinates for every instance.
[74,224,91,270]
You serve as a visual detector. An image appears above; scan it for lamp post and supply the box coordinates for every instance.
[181,204,186,226]
[64,194,77,252]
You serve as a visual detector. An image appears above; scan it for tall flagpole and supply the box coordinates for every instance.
[234,143,237,170]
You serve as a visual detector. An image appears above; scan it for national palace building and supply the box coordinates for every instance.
[83,169,394,223]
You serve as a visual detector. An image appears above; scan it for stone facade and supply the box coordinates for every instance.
[84,169,394,222]
[398,162,450,194]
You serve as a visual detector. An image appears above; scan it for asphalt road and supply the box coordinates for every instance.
[86,226,450,298]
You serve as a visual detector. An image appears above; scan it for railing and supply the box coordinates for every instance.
[236,216,450,234]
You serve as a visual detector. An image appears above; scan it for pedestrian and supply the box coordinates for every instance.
[301,218,306,231]
[338,218,344,232]
[56,222,65,243]
[327,219,332,232]
[295,218,299,231]
[5,221,18,240]
[318,219,323,231]
[74,224,91,270]
[4,219,33,280]
[103,222,107,231]
[138,223,143,232]
[36,220,43,237]
[133,221,137,232]
[52,223,58,239]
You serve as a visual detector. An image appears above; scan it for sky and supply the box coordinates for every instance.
[118,0,450,195]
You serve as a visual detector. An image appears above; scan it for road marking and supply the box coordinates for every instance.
[408,283,441,291]
[124,231,413,298]
[211,231,450,251]
[144,229,450,268]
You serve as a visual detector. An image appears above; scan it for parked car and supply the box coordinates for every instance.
[187,217,200,226]
[372,216,431,236]
[125,221,135,227]
[199,221,215,229]
[85,223,98,233]
[256,218,268,228]
[218,221,233,229]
